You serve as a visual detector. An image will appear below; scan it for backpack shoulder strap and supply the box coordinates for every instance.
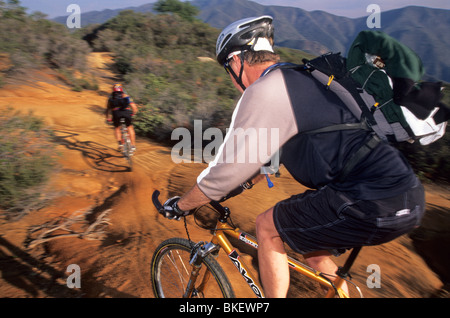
[272,54,384,182]
[337,134,381,182]
[260,62,303,77]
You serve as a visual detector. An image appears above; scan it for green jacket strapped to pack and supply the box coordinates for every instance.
[301,30,449,146]
[270,31,449,181]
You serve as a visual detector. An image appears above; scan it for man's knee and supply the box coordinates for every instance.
[256,207,277,238]
[303,251,334,270]
[255,209,269,231]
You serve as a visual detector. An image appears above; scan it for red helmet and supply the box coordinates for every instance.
[113,83,123,92]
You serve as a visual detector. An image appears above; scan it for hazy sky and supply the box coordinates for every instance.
[19,0,450,19]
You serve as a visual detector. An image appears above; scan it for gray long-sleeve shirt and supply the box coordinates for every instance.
[197,67,416,202]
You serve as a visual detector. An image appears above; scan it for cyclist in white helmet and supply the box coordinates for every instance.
[216,16,277,91]
[159,16,424,298]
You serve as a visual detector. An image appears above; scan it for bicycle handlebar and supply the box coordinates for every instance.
[152,189,230,223]
[151,174,273,216]
[152,177,251,208]
[151,183,244,218]
[152,190,164,213]
[151,188,231,213]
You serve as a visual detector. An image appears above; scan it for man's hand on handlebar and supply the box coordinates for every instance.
[159,196,190,221]
[157,174,265,221]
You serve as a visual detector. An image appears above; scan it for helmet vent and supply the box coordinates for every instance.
[221,34,232,50]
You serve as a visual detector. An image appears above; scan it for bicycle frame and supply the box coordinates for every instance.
[120,118,132,168]
[152,191,360,298]
[210,217,350,298]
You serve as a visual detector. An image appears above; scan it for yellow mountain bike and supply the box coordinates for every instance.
[150,190,363,298]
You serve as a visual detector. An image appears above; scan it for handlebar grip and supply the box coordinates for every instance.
[152,190,164,212]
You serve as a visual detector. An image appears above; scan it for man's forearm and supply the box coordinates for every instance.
[131,102,138,115]
[177,183,211,212]
[177,173,264,212]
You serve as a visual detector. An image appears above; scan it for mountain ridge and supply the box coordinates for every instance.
[53,0,450,82]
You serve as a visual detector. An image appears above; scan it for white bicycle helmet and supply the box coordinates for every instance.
[216,16,275,65]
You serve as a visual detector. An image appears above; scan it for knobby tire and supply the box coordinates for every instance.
[121,124,133,170]
[151,238,235,298]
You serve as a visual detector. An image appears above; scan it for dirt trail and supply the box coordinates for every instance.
[0,53,448,298]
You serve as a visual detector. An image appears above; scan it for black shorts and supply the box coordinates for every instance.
[112,109,133,127]
[273,179,425,256]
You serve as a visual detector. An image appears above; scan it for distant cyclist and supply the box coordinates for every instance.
[105,83,138,153]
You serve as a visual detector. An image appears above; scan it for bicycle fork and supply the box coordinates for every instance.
[184,242,220,298]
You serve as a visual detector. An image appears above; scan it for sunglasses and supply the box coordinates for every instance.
[223,58,233,74]
[222,54,247,91]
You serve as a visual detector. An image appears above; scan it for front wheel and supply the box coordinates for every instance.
[151,238,235,298]
[124,138,133,169]
[121,126,132,170]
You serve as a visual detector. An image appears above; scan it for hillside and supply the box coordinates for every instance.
[52,0,450,82]
[52,4,156,27]
[193,0,450,82]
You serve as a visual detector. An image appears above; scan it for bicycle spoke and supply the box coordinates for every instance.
[152,239,234,298]
[166,250,189,294]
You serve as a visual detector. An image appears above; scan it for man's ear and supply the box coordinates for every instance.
[232,54,242,66]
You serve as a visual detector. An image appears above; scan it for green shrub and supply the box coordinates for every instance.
[85,11,239,140]
[0,107,59,218]
[0,1,91,84]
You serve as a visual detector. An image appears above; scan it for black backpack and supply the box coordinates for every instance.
[110,93,130,111]
[301,51,448,146]
[270,31,449,180]
[300,30,449,146]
